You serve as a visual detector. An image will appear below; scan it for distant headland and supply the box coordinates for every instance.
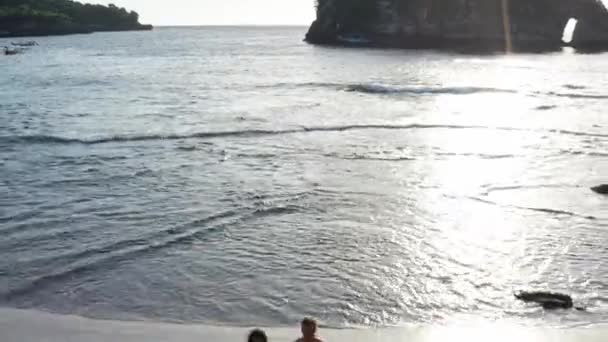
[0,0,152,38]
[305,0,608,52]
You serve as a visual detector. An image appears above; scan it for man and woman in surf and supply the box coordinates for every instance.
[248,317,323,342]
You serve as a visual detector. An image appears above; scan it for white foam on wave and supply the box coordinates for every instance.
[1,308,607,342]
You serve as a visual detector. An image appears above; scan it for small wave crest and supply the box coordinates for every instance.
[466,196,597,220]
[255,81,343,90]
[1,197,311,301]
[563,84,587,90]
[265,81,608,101]
[1,210,241,300]
[256,81,516,96]
[2,124,606,147]
[547,129,608,138]
[0,131,289,145]
[541,91,608,100]
[343,83,516,96]
[534,105,557,111]
[325,153,416,162]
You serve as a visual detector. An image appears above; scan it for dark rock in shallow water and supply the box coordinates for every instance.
[515,291,576,309]
[591,184,608,194]
[306,0,608,52]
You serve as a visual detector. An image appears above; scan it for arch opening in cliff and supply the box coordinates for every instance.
[562,18,578,44]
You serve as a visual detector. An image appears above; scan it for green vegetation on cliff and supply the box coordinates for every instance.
[0,0,151,37]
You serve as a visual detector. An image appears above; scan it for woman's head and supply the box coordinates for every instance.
[300,318,317,338]
[248,329,268,342]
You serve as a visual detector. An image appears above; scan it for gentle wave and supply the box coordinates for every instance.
[547,128,608,138]
[346,84,608,100]
[0,216,91,239]
[563,84,587,90]
[325,154,416,162]
[467,196,597,220]
[2,124,606,146]
[0,131,290,145]
[1,200,311,300]
[259,81,608,101]
[344,84,516,95]
[535,105,557,111]
[252,205,301,217]
[0,210,41,225]
[541,91,608,99]
[480,184,580,196]
[437,152,518,160]
[521,207,597,220]
[255,81,344,90]
[256,82,517,96]
[2,210,240,300]
[325,152,516,162]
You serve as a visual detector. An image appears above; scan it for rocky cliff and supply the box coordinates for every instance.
[0,0,152,38]
[305,0,608,51]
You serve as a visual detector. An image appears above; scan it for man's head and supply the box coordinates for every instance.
[300,318,317,338]
[247,329,267,342]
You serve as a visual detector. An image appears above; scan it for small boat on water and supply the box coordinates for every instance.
[337,34,371,46]
[11,41,38,47]
[3,46,21,55]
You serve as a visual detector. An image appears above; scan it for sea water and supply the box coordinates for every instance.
[0,27,607,336]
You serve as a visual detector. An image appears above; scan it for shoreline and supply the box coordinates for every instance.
[1,308,607,342]
[0,25,153,39]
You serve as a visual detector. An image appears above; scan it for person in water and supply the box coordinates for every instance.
[248,329,268,342]
[295,318,323,342]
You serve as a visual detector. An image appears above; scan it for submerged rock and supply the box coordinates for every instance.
[591,184,608,194]
[306,0,608,51]
[515,291,582,310]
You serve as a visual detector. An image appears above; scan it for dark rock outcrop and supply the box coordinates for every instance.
[591,184,608,194]
[306,0,608,51]
[0,0,152,38]
[515,291,585,310]
[0,25,153,39]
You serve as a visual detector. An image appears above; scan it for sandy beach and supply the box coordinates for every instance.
[1,308,607,342]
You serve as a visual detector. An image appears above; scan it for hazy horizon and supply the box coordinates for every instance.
[89,0,316,26]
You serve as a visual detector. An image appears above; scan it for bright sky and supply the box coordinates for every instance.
[89,0,608,26]
[90,0,316,26]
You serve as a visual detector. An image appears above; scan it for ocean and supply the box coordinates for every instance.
[0,26,607,337]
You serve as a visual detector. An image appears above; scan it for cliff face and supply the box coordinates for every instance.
[0,0,152,38]
[305,0,608,51]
